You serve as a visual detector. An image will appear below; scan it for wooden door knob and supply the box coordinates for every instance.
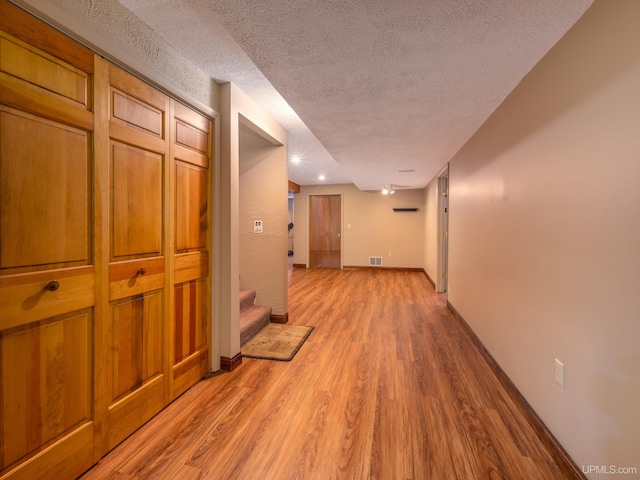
[137,267,146,276]
[45,280,60,292]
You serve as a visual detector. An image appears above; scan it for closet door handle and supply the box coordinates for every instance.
[137,267,147,276]
[45,280,60,292]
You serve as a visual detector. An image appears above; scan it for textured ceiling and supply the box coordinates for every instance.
[118,0,593,190]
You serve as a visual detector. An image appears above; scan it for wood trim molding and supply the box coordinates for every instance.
[446,300,587,480]
[288,181,300,193]
[423,269,436,288]
[0,1,95,73]
[219,353,243,372]
[343,266,424,273]
[270,313,288,324]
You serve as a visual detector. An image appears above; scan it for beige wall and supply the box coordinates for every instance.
[446,0,640,474]
[239,124,288,315]
[423,176,439,285]
[294,184,425,268]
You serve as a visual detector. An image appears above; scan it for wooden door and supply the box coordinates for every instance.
[309,194,341,268]
[1,3,213,477]
[171,102,211,399]
[0,4,98,478]
[104,64,170,449]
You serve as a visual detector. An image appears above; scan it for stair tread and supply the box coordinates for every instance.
[239,289,257,312]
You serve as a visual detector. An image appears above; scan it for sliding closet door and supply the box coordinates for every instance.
[171,102,211,398]
[0,3,97,478]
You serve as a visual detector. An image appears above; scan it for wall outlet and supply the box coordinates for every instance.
[253,220,263,233]
[555,358,565,388]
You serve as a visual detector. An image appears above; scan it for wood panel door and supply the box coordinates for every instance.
[0,4,98,478]
[309,194,342,268]
[171,102,211,399]
[1,3,213,477]
[105,64,170,450]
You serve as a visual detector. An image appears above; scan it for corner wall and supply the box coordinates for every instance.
[447,0,640,474]
[219,83,288,358]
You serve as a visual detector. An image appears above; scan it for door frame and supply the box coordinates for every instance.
[436,165,449,293]
[306,193,343,269]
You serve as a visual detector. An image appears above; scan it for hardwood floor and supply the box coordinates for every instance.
[80,267,576,479]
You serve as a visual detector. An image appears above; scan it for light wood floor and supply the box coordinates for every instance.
[80,267,575,479]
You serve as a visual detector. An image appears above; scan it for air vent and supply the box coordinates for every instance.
[369,256,382,266]
[396,169,415,173]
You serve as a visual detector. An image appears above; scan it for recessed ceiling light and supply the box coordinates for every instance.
[318,175,326,181]
[291,155,301,163]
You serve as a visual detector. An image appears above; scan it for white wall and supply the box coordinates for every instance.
[294,184,425,268]
[446,0,640,476]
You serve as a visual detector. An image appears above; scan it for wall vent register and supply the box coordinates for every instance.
[369,256,383,266]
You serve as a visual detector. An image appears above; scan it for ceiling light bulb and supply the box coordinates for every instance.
[318,175,326,181]
[382,186,389,195]
[291,155,301,164]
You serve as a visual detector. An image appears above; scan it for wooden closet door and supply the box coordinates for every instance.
[105,64,169,449]
[171,102,211,398]
[0,4,97,478]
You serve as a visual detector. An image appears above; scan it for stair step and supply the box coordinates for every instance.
[240,304,272,345]
[239,289,256,312]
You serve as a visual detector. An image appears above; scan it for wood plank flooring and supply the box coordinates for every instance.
[80,267,575,479]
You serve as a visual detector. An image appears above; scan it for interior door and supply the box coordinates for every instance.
[308,194,341,268]
[105,64,169,449]
[0,6,97,478]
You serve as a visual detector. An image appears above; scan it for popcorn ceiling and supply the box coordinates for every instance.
[26,0,594,189]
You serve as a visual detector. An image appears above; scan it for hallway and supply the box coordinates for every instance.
[81,268,578,479]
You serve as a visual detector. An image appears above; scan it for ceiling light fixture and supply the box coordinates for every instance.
[291,155,301,164]
[318,175,326,181]
[382,185,395,195]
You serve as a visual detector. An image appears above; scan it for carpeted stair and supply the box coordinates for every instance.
[240,289,272,345]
